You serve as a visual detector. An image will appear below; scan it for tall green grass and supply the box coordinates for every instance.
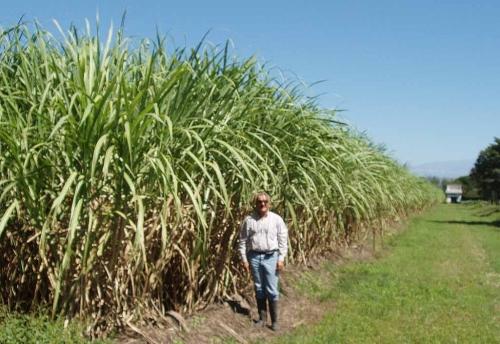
[0,22,442,336]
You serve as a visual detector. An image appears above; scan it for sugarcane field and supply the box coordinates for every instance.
[1,4,499,344]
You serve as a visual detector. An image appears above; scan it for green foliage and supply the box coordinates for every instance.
[471,137,500,202]
[0,306,105,344]
[427,175,480,200]
[453,175,480,199]
[0,22,441,336]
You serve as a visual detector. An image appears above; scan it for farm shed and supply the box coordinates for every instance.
[445,184,463,203]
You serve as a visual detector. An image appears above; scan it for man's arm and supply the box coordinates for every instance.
[277,216,288,263]
[238,218,248,264]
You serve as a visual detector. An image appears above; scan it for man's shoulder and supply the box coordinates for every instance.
[269,211,284,220]
[243,213,257,222]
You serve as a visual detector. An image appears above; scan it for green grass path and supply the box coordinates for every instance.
[277,204,500,343]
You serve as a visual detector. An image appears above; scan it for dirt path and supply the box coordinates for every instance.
[118,244,378,344]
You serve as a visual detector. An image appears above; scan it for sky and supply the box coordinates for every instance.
[1,0,499,171]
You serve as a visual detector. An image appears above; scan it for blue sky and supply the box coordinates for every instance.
[1,0,499,167]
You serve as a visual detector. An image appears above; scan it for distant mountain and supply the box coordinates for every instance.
[409,160,475,179]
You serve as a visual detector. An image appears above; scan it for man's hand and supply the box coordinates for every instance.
[276,260,285,272]
[243,261,250,273]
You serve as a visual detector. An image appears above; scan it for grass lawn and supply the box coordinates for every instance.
[276,203,500,343]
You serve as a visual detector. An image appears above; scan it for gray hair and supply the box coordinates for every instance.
[251,191,271,205]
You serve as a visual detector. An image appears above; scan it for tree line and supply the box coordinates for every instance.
[427,137,500,203]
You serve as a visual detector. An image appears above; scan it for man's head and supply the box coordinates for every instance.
[252,191,271,217]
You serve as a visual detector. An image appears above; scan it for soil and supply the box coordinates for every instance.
[117,242,377,344]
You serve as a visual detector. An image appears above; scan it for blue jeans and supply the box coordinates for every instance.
[247,251,280,301]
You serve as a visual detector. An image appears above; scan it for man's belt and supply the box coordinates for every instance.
[249,249,278,255]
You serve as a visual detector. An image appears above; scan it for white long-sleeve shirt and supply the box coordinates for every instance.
[238,211,288,263]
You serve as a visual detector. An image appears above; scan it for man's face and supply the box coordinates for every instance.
[255,195,269,216]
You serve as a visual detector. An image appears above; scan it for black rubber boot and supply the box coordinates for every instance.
[255,298,267,327]
[269,300,279,331]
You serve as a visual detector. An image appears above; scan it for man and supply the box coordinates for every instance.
[239,191,288,331]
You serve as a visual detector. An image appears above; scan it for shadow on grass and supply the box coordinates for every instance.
[477,209,500,217]
[225,300,251,317]
[429,220,500,229]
